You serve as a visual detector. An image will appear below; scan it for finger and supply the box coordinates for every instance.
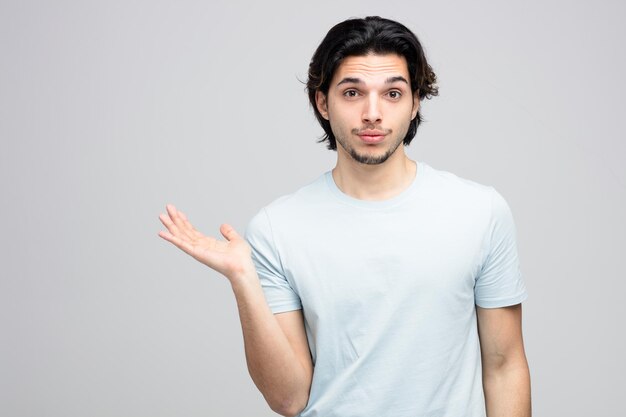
[159,212,187,240]
[220,223,241,242]
[158,230,195,254]
[177,209,204,239]
[166,204,194,240]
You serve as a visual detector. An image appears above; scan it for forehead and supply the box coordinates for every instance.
[332,53,410,83]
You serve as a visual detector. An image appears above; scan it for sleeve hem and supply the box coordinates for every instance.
[269,303,303,314]
[475,291,528,309]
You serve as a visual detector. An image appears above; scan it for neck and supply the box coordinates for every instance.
[331,148,417,201]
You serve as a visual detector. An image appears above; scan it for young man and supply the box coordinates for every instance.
[158,16,531,417]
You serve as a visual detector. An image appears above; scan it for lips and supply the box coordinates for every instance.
[358,130,387,143]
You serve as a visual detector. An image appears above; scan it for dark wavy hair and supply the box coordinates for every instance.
[306,16,439,150]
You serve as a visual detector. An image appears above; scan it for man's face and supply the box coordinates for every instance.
[316,53,420,165]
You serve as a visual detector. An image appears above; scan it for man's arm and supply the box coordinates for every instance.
[158,205,313,416]
[476,303,531,417]
[232,274,313,417]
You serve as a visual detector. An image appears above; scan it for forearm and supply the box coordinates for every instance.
[231,271,311,416]
[483,362,531,417]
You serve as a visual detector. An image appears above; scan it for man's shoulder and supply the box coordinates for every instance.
[245,171,329,232]
[263,171,329,212]
[423,162,494,200]
[423,163,518,232]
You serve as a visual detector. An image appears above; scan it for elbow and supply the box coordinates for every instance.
[274,408,300,417]
[482,357,530,385]
[272,404,303,417]
[271,393,309,417]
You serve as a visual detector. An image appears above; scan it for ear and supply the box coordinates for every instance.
[315,90,329,120]
[411,90,420,120]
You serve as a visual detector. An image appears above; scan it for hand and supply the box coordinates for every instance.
[158,204,256,282]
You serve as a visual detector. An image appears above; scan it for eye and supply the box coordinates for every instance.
[387,90,402,100]
[343,89,359,98]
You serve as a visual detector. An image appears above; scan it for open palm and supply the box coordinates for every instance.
[158,204,255,281]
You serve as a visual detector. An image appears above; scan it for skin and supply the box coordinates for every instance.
[158,207,312,416]
[158,52,530,417]
[317,55,530,416]
[315,53,420,201]
[477,304,532,416]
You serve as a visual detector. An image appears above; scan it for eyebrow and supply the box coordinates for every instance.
[336,76,409,87]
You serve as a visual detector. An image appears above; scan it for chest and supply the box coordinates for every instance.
[279,208,485,322]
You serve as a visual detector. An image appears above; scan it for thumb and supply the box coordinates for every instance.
[220,223,241,241]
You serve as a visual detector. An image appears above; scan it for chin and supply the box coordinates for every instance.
[351,151,392,165]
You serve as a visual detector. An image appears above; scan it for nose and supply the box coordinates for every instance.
[362,93,382,124]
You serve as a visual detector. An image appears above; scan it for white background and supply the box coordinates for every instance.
[1,0,624,415]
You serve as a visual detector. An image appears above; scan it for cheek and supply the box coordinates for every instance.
[328,115,348,137]
[327,104,353,127]
[401,102,418,121]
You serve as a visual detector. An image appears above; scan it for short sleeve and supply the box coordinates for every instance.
[244,207,302,314]
[474,187,529,308]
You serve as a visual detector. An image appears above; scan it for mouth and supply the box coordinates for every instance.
[357,130,387,144]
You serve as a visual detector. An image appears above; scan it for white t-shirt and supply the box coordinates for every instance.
[244,161,528,417]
